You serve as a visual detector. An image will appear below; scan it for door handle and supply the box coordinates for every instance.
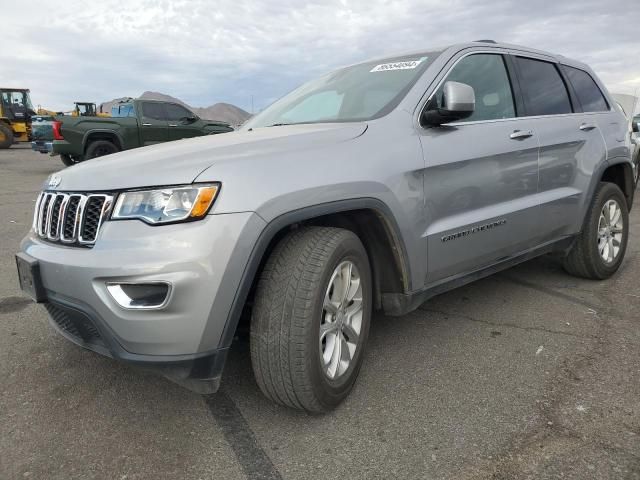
[579,123,597,131]
[168,124,178,127]
[509,130,533,140]
[142,123,152,126]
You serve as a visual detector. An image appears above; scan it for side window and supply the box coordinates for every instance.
[141,102,166,120]
[515,57,572,116]
[562,66,609,112]
[165,103,194,121]
[434,54,516,122]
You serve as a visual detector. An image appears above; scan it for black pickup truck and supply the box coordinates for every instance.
[37,99,234,166]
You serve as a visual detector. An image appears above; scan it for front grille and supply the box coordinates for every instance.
[80,196,107,242]
[33,191,113,246]
[46,303,105,348]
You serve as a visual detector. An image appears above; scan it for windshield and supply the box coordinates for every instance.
[1,90,34,111]
[244,52,440,129]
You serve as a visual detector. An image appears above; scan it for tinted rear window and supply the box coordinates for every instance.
[562,66,609,112]
[515,57,572,116]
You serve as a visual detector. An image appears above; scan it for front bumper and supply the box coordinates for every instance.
[45,295,228,393]
[19,211,266,389]
[31,140,53,154]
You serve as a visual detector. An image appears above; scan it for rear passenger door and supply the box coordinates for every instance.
[419,52,541,284]
[139,102,169,145]
[512,56,607,242]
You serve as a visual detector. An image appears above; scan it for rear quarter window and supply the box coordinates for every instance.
[561,65,609,112]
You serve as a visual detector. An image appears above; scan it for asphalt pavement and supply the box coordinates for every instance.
[1,145,638,479]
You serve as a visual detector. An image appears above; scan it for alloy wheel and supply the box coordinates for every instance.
[320,260,364,380]
[597,199,624,264]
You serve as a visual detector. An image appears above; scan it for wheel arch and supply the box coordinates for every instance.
[600,158,635,211]
[82,129,124,152]
[577,157,635,232]
[216,198,412,350]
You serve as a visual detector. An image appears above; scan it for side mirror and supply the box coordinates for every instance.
[633,121,639,133]
[422,81,475,126]
[181,116,197,124]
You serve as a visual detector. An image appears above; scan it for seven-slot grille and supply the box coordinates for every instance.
[33,191,114,246]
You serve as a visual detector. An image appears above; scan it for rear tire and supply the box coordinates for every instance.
[0,123,13,149]
[250,227,372,413]
[85,140,119,159]
[563,182,629,279]
[60,154,80,167]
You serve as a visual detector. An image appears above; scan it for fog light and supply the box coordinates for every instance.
[106,282,171,309]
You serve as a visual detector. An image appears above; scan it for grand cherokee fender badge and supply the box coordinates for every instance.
[47,174,61,188]
[441,219,507,242]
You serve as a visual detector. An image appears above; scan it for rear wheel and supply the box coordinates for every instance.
[85,140,119,159]
[250,227,372,413]
[563,182,629,279]
[0,123,13,149]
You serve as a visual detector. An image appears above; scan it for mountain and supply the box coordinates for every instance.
[99,91,251,126]
[192,103,251,126]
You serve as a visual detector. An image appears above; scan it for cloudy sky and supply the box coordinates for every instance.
[2,0,639,112]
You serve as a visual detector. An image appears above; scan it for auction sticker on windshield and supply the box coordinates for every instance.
[370,57,427,72]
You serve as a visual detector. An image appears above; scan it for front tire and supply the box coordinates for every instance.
[563,182,629,279]
[0,123,13,149]
[250,227,372,413]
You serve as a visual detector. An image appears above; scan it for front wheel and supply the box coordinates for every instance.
[563,182,629,279]
[0,123,13,149]
[250,227,372,413]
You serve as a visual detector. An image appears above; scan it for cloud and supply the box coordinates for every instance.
[2,0,638,111]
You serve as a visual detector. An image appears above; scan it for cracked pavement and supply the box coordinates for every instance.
[1,146,639,479]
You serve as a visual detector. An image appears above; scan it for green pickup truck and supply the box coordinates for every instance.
[45,99,233,166]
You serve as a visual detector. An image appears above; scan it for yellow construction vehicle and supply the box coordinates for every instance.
[72,102,110,117]
[0,88,36,149]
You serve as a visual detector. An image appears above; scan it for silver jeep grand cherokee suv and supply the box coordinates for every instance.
[16,41,634,412]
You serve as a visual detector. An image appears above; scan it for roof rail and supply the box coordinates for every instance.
[474,39,497,44]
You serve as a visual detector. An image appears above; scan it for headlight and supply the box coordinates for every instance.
[111,184,219,224]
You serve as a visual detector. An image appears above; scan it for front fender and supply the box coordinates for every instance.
[199,197,411,352]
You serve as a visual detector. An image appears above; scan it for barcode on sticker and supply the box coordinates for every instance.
[370,57,426,72]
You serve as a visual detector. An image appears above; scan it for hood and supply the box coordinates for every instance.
[48,123,367,191]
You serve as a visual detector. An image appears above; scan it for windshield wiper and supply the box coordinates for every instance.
[267,123,292,127]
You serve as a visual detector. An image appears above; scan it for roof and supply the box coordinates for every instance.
[353,41,590,71]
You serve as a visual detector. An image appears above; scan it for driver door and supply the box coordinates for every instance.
[165,103,204,141]
[418,52,541,284]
